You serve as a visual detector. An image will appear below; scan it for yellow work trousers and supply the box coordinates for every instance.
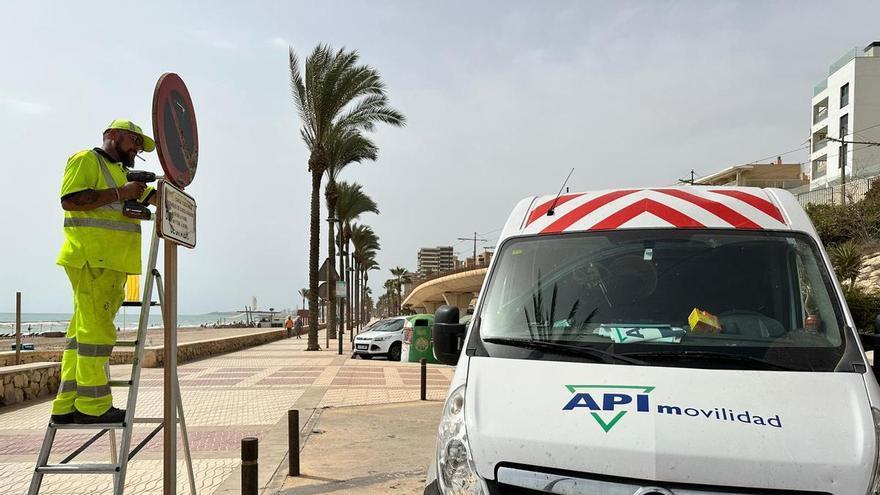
[52,264,126,416]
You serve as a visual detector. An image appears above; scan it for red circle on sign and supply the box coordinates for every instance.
[152,73,198,188]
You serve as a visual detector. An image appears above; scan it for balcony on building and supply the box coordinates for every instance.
[812,155,828,179]
[812,127,828,152]
[813,97,828,125]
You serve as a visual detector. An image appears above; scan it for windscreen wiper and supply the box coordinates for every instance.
[618,350,804,371]
[482,337,647,365]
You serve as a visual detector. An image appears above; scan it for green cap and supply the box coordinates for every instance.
[105,119,155,152]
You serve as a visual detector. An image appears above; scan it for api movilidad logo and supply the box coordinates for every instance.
[562,385,782,432]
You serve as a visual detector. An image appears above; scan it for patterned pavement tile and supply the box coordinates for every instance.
[0,458,239,495]
[0,429,262,456]
[255,377,316,386]
[131,389,305,426]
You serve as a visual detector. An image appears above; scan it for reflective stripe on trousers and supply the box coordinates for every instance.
[77,384,112,398]
[63,338,114,357]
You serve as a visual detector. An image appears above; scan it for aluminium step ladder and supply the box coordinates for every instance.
[28,227,196,495]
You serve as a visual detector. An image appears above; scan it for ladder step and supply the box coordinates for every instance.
[48,417,165,429]
[109,380,132,387]
[50,422,125,430]
[121,301,159,307]
[36,463,119,474]
[115,340,138,347]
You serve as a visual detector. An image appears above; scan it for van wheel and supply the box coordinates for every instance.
[388,343,402,362]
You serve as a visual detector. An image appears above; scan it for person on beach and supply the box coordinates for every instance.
[285,315,294,337]
[50,120,157,425]
[294,315,303,339]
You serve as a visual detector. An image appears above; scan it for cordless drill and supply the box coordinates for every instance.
[123,170,157,220]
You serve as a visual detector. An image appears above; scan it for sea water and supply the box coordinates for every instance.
[0,311,243,335]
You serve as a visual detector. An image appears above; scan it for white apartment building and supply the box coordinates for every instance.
[810,42,880,189]
[417,246,454,276]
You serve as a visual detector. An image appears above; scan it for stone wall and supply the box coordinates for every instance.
[0,325,322,368]
[0,352,58,367]
[137,327,293,367]
[0,362,61,406]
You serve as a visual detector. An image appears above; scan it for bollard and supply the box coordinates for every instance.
[420,358,427,401]
[288,409,300,476]
[15,292,21,365]
[241,437,258,494]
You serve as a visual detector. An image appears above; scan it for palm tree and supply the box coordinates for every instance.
[337,183,379,335]
[289,44,405,350]
[383,279,397,316]
[389,267,411,313]
[298,288,309,311]
[362,260,379,323]
[362,286,373,325]
[351,223,379,330]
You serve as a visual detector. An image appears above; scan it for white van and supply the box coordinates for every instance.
[425,187,880,495]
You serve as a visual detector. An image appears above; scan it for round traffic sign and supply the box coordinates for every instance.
[152,73,198,188]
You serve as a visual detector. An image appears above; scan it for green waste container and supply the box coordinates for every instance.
[402,314,438,363]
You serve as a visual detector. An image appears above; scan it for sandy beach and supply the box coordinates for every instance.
[0,325,275,352]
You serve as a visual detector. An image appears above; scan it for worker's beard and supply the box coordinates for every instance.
[113,140,135,168]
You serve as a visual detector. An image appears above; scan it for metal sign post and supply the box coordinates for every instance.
[153,72,199,495]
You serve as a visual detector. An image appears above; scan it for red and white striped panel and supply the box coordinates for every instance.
[522,188,788,235]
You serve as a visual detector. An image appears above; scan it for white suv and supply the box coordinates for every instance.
[353,317,406,361]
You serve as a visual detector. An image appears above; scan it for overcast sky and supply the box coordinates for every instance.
[2,0,879,314]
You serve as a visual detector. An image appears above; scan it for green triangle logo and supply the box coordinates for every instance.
[590,411,627,433]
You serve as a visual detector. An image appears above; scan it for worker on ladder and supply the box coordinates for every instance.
[51,119,157,425]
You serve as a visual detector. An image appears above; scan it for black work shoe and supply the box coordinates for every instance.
[50,412,76,425]
[73,406,126,424]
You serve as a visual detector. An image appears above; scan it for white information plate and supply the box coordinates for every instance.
[158,180,197,249]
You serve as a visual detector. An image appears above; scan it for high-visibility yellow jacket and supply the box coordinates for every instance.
[57,149,154,274]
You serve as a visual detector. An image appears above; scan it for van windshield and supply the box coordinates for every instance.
[477,230,846,371]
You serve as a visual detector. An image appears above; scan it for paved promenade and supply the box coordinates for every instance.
[0,328,452,494]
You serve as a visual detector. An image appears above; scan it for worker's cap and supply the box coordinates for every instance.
[105,119,155,152]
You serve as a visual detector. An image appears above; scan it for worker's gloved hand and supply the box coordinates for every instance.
[119,181,147,200]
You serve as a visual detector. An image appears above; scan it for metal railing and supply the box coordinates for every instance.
[797,175,880,206]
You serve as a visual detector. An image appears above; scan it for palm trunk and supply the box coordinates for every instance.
[326,186,338,343]
[354,260,360,332]
[362,271,369,324]
[336,227,344,340]
[307,168,321,351]
[351,258,358,337]
[345,239,352,334]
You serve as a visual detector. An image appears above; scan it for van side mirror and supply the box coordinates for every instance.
[433,305,467,365]
[859,331,880,378]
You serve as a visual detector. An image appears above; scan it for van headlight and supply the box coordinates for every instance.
[869,408,880,495]
[437,385,484,494]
